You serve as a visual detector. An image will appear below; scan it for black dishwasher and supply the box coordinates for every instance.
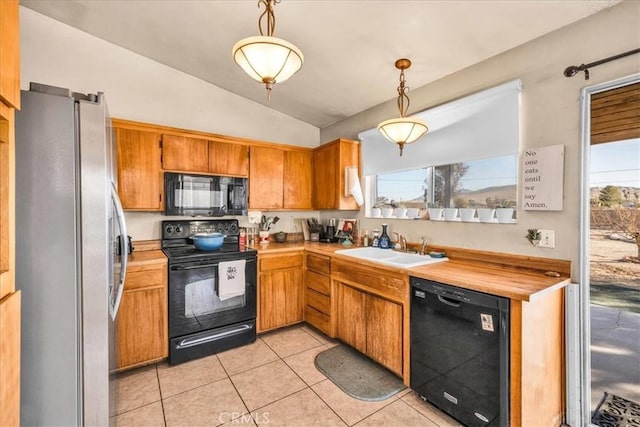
[410,277,510,427]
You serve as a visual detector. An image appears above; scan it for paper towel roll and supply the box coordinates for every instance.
[345,166,364,206]
[350,180,364,206]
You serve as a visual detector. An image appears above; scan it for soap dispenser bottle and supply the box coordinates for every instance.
[379,224,391,249]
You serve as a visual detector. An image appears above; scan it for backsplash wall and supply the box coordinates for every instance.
[125,211,320,241]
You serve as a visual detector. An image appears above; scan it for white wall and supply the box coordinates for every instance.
[20,7,320,240]
[320,0,640,278]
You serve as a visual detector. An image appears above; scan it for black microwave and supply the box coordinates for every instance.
[164,172,247,216]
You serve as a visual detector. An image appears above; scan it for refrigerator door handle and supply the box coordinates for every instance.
[110,182,128,320]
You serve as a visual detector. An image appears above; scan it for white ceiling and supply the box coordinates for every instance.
[21,0,621,128]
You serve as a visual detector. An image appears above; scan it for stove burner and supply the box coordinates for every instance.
[162,219,252,261]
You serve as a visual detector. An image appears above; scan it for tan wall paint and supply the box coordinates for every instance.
[320,0,640,279]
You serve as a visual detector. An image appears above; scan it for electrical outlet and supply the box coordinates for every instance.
[538,229,555,248]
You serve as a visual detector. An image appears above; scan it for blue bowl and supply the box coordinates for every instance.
[192,232,224,250]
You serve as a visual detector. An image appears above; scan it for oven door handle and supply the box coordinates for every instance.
[171,264,219,271]
[170,258,255,271]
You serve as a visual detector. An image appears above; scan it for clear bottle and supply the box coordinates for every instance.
[379,224,391,249]
[371,229,380,247]
[363,230,369,247]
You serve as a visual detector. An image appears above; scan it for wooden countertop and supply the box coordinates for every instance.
[248,241,570,301]
[140,238,569,302]
[409,261,570,302]
[129,249,167,267]
[247,241,344,255]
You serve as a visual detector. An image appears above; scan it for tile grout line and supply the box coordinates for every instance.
[215,353,255,426]
[306,379,351,427]
[237,329,323,421]
[264,324,406,426]
[155,363,168,427]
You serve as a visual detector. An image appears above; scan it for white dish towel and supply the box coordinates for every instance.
[218,259,246,301]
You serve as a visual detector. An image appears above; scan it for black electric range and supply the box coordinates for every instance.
[161,219,257,365]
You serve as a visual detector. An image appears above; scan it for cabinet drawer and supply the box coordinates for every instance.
[260,252,303,271]
[126,265,166,291]
[305,270,330,295]
[306,253,331,275]
[332,259,407,302]
[305,305,330,336]
[306,288,330,314]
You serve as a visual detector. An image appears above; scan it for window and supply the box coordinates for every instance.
[374,168,428,208]
[374,154,517,215]
[360,80,521,221]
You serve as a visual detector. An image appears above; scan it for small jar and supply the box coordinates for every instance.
[371,229,380,247]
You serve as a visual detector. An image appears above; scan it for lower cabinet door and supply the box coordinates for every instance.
[259,268,304,331]
[117,286,168,369]
[366,294,403,376]
[336,283,367,354]
[0,291,20,427]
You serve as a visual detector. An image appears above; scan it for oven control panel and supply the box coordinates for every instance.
[163,219,239,239]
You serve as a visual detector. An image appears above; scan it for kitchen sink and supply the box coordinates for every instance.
[335,247,448,268]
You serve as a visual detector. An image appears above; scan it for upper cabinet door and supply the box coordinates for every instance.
[249,146,284,209]
[209,140,249,177]
[284,150,313,209]
[313,139,360,210]
[161,134,209,173]
[312,142,338,209]
[115,128,163,211]
[0,0,20,109]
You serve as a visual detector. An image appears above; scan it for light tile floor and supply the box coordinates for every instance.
[112,324,462,427]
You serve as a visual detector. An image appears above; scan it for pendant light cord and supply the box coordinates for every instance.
[257,0,278,37]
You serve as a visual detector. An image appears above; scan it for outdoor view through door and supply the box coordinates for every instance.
[588,82,639,426]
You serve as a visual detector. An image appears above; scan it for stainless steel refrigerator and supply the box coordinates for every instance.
[15,83,129,426]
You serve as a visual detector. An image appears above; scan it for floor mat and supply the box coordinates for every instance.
[314,344,405,401]
[591,392,640,427]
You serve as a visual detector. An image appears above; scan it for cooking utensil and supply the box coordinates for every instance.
[191,232,224,250]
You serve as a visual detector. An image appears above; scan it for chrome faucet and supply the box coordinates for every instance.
[420,236,428,255]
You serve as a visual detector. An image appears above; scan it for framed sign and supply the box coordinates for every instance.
[521,144,564,211]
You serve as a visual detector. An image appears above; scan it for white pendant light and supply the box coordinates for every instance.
[377,58,428,156]
[232,0,303,100]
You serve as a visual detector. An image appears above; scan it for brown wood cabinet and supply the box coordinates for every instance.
[249,146,313,210]
[162,134,249,177]
[117,254,168,370]
[511,289,565,426]
[312,138,360,210]
[209,139,249,177]
[365,293,403,375]
[0,110,10,288]
[336,282,403,376]
[0,0,20,109]
[161,134,209,172]
[0,3,19,423]
[0,290,20,427]
[114,126,163,211]
[304,253,333,335]
[284,150,313,209]
[257,251,304,332]
[249,146,284,209]
[332,258,407,377]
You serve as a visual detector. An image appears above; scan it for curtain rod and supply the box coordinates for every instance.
[563,48,640,80]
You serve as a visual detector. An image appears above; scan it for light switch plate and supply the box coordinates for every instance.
[538,229,555,248]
